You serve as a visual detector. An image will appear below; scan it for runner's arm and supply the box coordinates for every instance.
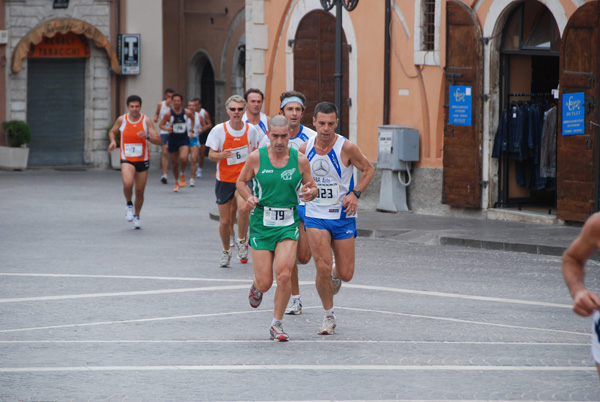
[203,111,213,131]
[145,118,162,146]
[186,109,195,136]
[298,153,318,202]
[153,102,161,123]
[236,150,259,209]
[563,213,600,317]
[159,112,172,132]
[108,116,123,151]
[341,141,375,214]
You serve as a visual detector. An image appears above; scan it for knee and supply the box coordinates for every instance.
[220,216,231,227]
[255,278,273,293]
[335,263,354,282]
[275,268,291,285]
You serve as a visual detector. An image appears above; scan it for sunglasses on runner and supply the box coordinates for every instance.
[229,107,244,112]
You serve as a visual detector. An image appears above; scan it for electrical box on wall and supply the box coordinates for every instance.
[377,125,419,171]
[0,31,8,45]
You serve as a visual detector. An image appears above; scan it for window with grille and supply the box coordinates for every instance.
[414,0,440,65]
[423,0,436,51]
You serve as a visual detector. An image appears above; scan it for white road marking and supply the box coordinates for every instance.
[0,285,251,303]
[337,307,588,336]
[0,365,595,373]
[0,340,589,346]
[341,284,572,309]
[0,272,572,309]
[0,272,251,283]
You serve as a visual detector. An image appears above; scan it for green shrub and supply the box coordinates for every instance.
[2,120,32,147]
[106,122,121,145]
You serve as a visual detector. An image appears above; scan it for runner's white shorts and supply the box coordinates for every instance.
[592,310,600,364]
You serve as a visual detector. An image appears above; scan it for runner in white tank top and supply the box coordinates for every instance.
[153,88,174,184]
[298,102,375,335]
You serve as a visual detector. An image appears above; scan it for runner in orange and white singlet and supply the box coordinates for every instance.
[206,94,264,268]
[108,95,162,229]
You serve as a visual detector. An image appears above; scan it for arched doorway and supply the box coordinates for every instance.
[187,51,216,126]
[557,2,600,222]
[493,1,560,213]
[27,32,89,166]
[293,10,349,137]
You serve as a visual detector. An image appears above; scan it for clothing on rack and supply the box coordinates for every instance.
[540,106,557,178]
[492,99,556,191]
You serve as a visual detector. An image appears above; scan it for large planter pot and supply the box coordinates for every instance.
[110,148,121,170]
[0,145,29,170]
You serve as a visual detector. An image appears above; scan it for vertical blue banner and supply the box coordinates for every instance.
[449,85,472,126]
[562,92,585,135]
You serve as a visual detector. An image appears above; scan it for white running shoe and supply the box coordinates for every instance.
[230,232,236,248]
[160,174,168,184]
[125,205,134,222]
[219,250,232,268]
[285,297,302,315]
[133,216,141,229]
[332,261,341,295]
[318,315,336,335]
[269,320,289,341]
[236,238,249,263]
[196,168,203,178]
[190,178,196,187]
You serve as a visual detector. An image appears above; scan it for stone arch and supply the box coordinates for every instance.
[11,17,120,74]
[186,50,216,123]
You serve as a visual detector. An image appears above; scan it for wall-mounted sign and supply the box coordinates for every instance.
[118,34,141,75]
[562,92,585,135]
[449,85,472,126]
[27,32,90,58]
[53,0,69,9]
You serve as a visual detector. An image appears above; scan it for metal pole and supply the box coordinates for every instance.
[334,1,343,134]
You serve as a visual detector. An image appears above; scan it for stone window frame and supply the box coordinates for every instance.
[413,0,441,66]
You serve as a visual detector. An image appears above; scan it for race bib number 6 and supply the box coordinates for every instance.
[227,145,249,165]
[263,207,295,227]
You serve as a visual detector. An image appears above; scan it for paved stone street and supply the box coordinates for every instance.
[0,165,599,401]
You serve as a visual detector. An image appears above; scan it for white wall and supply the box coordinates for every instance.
[124,0,163,119]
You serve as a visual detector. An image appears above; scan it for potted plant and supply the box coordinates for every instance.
[0,120,32,170]
[107,123,121,170]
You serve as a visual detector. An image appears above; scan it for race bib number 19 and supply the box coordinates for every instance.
[263,207,294,227]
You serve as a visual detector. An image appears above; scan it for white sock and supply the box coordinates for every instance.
[271,317,282,326]
[291,295,301,300]
[324,308,334,317]
[237,238,245,244]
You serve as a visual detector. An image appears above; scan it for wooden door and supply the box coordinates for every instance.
[293,10,349,136]
[557,2,600,222]
[442,1,483,208]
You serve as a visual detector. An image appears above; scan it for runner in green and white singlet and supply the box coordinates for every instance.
[237,115,317,341]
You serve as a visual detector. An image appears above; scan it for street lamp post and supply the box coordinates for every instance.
[320,0,358,134]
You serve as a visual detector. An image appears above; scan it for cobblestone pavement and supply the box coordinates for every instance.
[0,167,599,401]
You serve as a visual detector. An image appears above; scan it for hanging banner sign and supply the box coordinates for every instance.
[118,34,141,75]
[27,32,90,58]
[449,85,472,126]
[562,92,585,135]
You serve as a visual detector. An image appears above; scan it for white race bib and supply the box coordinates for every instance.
[124,143,143,157]
[172,122,186,133]
[314,182,339,205]
[227,145,249,165]
[263,207,295,227]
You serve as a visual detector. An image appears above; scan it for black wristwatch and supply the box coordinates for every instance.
[351,189,361,199]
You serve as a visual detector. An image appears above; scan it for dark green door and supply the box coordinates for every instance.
[27,58,85,166]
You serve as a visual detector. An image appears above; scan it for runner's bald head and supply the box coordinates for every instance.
[268,115,290,132]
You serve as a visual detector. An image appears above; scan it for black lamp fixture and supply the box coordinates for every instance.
[320,0,359,134]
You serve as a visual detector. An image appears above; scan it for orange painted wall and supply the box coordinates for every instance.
[257,0,583,169]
